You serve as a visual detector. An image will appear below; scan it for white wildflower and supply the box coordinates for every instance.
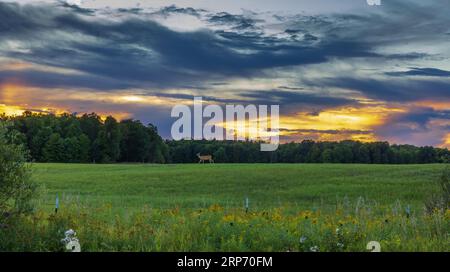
[310,245,319,252]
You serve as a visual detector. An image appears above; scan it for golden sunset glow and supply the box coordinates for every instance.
[0,61,33,71]
[281,106,404,131]
[2,84,448,146]
[1,83,190,110]
[273,105,406,142]
[0,104,26,116]
[215,118,277,140]
[190,104,410,143]
[112,93,190,106]
[1,83,23,104]
[443,134,450,148]
[0,102,132,122]
[0,81,448,146]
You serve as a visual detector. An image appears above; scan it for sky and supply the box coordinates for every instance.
[0,0,449,147]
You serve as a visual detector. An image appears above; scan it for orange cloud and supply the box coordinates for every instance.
[1,83,190,107]
[0,58,83,74]
[198,104,406,143]
[0,83,133,121]
[0,102,131,122]
[278,105,405,142]
[443,134,450,148]
[414,100,450,111]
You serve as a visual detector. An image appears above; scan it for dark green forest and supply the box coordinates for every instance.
[1,112,168,163]
[1,112,449,164]
[167,139,450,164]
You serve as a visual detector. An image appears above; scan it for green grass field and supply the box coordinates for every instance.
[3,163,448,252]
[34,163,445,213]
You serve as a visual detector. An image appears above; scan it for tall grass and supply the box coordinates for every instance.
[2,164,448,252]
[1,199,448,252]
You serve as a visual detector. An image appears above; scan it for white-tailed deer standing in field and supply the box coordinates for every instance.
[197,153,214,163]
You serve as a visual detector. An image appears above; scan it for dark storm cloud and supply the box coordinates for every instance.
[0,2,51,36]
[150,89,355,108]
[306,77,450,102]
[60,2,95,15]
[384,108,450,130]
[278,86,305,91]
[1,2,318,88]
[240,90,354,108]
[332,1,450,45]
[117,8,143,14]
[208,12,262,31]
[156,5,204,17]
[0,69,133,90]
[386,68,450,77]
[1,1,440,92]
[146,92,240,104]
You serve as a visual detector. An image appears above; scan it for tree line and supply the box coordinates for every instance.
[167,139,450,164]
[1,112,168,163]
[1,112,449,164]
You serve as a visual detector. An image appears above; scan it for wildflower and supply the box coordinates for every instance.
[222,214,234,222]
[337,242,344,248]
[65,229,76,238]
[61,229,81,252]
[335,228,341,234]
[299,236,307,244]
[310,246,319,252]
[208,204,223,212]
[272,213,282,221]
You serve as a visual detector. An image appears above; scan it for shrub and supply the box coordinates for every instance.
[425,167,450,214]
[0,121,37,219]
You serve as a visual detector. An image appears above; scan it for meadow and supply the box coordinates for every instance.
[34,164,447,212]
[2,163,449,252]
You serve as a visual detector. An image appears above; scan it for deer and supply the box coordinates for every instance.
[197,153,214,163]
